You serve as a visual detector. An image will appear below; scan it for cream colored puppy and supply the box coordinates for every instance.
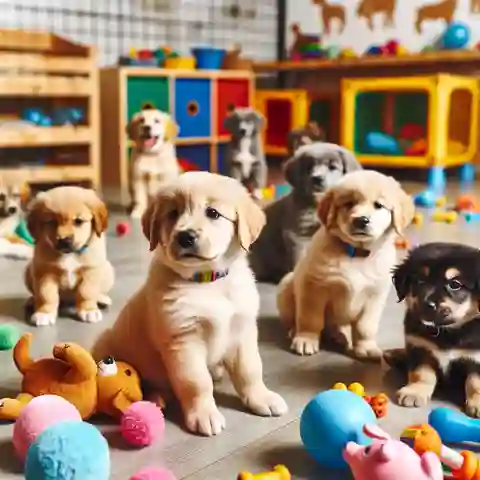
[127,107,180,218]
[93,172,287,436]
[277,170,414,360]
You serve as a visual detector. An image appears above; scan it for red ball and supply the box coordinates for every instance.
[116,222,130,237]
[384,40,399,54]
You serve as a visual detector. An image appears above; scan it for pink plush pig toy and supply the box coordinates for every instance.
[343,424,444,480]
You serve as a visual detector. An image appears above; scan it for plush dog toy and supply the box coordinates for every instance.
[0,333,143,421]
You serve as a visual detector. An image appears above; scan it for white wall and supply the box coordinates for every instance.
[287,0,480,55]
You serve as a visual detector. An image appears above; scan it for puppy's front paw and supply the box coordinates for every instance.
[30,312,57,327]
[466,394,480,418]
[351,342,383,362]
[130,207,144,219]
[242,387,288,417]
[397,384,432,408]
[185,401,225,436]
[77,309,103,323]
[291,333,319,355]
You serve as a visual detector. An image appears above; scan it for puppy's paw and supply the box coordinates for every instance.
[185,401,225,436]
[97,295,112,308]
[242,387,288,417]
[466,395,480,418]
[30,312,57,327]
[351,342,383,362]
[397,384,432,408]
[130,207,144,219]
[209,364,225,383]
[291,333,319,355]
[77,309,103,323]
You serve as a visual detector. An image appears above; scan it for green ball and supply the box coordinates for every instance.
[0,325,20,351]
[14,219,34,245]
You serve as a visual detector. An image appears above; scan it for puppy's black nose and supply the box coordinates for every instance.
[311,175,324,187]
[56,236,74,250]
[176,229,198,249]
[352,216,371,230]
[141,125,152,136]
[7,206,17,215]
[239,127,247,135]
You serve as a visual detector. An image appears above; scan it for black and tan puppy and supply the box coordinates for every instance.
[388,242,480,417]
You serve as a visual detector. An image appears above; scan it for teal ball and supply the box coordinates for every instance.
[25,421,110,480]
[327,45,341,59]
[0,324,20,350]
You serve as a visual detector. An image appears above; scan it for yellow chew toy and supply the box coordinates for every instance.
[237,465,291,480]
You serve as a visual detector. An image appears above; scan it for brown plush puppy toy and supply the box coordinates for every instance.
[0,333,143,420]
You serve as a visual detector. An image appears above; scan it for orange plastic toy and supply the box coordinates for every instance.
[365,393,388,419]
[402,424,480,480]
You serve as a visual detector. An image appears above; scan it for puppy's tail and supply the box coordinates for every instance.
[13,332,34,375]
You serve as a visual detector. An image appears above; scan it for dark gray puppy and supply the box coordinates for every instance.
[223,106,267,199]
[249,142,362,284]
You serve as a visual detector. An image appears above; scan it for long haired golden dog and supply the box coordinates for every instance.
[92,172,287,436]
[25,186,114,326]
[277,170,414,360]
[127,107,180,218]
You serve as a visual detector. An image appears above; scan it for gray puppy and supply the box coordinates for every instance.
[249,142,362,284]
[223,106,267,199]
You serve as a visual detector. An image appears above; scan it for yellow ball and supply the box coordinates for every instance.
[435,196,447,207]
[340,48,357,59]
[396,45,408,56]
[332,382,347,390]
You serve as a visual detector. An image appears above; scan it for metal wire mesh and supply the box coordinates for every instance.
[0,0,278,65]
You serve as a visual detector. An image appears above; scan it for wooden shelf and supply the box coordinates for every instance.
[254,51,480,73]
[0,166,95,184]
[0,29,100,188]
[115,67,254,79]
[0,126,93,148]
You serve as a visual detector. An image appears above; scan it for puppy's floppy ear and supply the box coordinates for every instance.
[337,147,361,173]
[317,188,336,228]
[141,201,161,252]
[391,184,415,235]
[26,192,48,242]
[236,191,266,250]
[86,191,109,237]
[165,116,179,142]
[126,112,142,140]
[283,156,300,188]
[223,107,236,133]
[392,259,412,302]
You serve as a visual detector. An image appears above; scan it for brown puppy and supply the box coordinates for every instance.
[127,107,180,218]
[277,170,414,359]
[25,186,114,326]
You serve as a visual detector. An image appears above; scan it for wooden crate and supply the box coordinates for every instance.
[0,29,100,189]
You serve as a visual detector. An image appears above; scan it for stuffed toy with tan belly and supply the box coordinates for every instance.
[0,333,143,420]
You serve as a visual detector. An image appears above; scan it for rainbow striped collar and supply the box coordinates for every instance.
[189,269,229,283]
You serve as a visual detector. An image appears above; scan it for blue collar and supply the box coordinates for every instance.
[75,244,89,255]
[341,242,371,258]
[189,269,229,283]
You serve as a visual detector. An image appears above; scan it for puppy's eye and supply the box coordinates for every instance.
[154,119,160,124]
[328,161,338,171]
[73,218,85,227]
[343,201,355,210]
[205,206,220,220]
[373,201,384,210]
[447,279,463,291]
[0,193,6,201]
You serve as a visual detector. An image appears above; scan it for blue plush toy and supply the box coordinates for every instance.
[300,389,377,469]
[25,420,110,480]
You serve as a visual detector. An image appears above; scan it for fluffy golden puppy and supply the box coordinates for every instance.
[127,107,180,218]
[92,172,288,436]
[277,170,414,360]
[25,186,114,326]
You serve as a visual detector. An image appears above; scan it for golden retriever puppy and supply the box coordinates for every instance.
[127,107,180,218]
[277,170,414,360]
[25,186,114,326]
[92,172,288,436]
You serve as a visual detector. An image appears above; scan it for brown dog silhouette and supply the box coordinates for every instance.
[356,0,397,30]
[415,0,457,33]
[312,0,346,35]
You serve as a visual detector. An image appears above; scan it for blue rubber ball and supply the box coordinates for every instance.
[300,389,377,469]
[25,421,110,480]
[442,22,470,50]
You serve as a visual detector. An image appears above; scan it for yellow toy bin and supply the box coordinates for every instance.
[164,56,196,69]
[341,74,479,190]
[255,89,308,156]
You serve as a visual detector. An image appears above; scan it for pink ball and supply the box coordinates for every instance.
[13,394,81,461]
[130,467,176,480]
[121,401,164,447]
